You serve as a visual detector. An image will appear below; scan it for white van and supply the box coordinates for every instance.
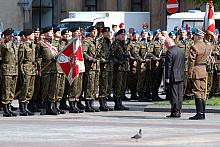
[167,10,220,32]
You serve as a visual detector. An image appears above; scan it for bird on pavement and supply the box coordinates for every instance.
[131,129,142,142]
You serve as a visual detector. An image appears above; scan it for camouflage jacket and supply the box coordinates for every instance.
[82,36,101,71]
[111,39,130,72]
[0,40,18,75]
[18,41,36,75]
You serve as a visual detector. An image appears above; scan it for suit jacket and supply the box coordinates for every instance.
[165,45,185,82]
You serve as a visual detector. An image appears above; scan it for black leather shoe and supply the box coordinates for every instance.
[166,113,180,118]
[189,113,205,120]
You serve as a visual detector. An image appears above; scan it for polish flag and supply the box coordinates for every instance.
[204,1,215,36]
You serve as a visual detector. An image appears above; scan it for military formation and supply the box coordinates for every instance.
[0,22,219,118]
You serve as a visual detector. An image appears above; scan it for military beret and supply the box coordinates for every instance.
[87,26,97,32]
[70,27,80,32]
[116,29,126,36]
[43,26,53,33]
[141,29,148,35]
[18,31,24,36]
[187,30,193,35]
[169,31,176,36]
[148,31,153,35]
[179,27,186,31]
[61,29,69,35]
[154,29,161,35]
[132,31,139,36]
[102,27,110,33]
[174,26,179,31]
[2,28,14,35]
[23,29,33,36]
[33,28,40,33]
[53,27,60,33]
[192,28,205,37]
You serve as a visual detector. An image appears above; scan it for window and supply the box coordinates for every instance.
[131,0,143,11]
[84,0,97,11]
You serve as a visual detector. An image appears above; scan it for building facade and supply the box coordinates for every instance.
[0,0,214,31]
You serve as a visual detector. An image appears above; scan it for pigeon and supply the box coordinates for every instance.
[131,129,142,142]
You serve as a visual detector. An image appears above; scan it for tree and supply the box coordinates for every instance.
[188,0,220,9]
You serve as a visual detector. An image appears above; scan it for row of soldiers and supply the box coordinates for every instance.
[0,24,220,117]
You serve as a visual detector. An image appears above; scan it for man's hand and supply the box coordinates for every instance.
[165,79,170,84]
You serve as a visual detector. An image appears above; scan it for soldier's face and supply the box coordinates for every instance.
[118,33,125,41]
[34,32,40,38]
[73,30,81,38]
[156,32,162,39]
[141,32,148,38]
[45,30,53,38]
[90,29,97,37]
[4,34,12,41]
[27,33,35,40]
[55,31,61,38]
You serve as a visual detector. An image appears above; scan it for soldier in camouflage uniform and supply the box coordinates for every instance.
[82,26,101,112]
[38,26,59,115]
[175,27,194,99]
[98,27,114,111]
[59,29,71,111]
[51,27,66,114]
[111,29,129,110]
[18,30,36,116]
[0,28,18,117]
[28,28,42,112]
[67,27,84,113]
[151,29,165,100]
[137,29,153,101]
[127,31,140,100]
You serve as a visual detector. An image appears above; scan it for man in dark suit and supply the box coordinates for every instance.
[165,38,185,118]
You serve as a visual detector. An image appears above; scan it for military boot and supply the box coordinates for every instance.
[77,100,85,110]
[8,104,17,116]
[55,102,65,114]
[202,99,206,119]
[75,101,84,113]
[3,104,12,117]
[90,100,100,112]
[25,102,34,116]
[99,98,109,111]
[85,100,95,112]
[40,102,47,115]
[138,92,145,102]
[69,101,79,113]
[59,97,69,110]
[189,98,205,120]
[119,97,129,110]
[114,97,124,111]
[28,99,37,112]
[104,98,113,111]
[46,102,58,115]
[19,102,28,116]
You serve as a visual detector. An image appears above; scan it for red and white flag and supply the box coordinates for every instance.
[56,38,85,85]
[204,1,215,36]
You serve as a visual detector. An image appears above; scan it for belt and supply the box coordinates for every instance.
[195,63,206,66]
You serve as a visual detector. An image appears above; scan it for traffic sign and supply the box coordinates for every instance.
[167,0,179,14]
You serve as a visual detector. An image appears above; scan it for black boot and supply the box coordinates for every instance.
[119,97,129,110]
[10,104,18,111]
[104,98,113,111]
[56,102,65,114]
[3,104,12,117]
[77,100,85,110]
[8,104,17,116]
[19,102,28,116]
[40,102,47,115]
[69,101,79,113]
[25,102,34,116]
[59,97,70,110]
[27,99,38,112]
[85,100,95,112]
[114,97,124,111]
[99,98,109,111]
[202,99,206,119]
[90,100,100,112]
[189,98,205,120]
[46,102,58,115]
[130,91,138,100]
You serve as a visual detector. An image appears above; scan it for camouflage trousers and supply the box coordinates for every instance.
[128,68,138,95]
[113,71,128,98]
[83,70,99,100]
[99,71,111,99]
[69,73,83,102]
[41,73,65,102]
[19,75,35,103]
[1,75,17,104]
[32,75,41,101]
[137,69,151,94]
